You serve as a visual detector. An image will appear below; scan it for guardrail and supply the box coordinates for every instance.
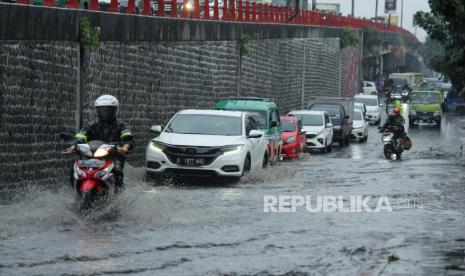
[11,0,417,41]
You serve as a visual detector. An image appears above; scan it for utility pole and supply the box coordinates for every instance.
[400,0,404,28]
[375,0,378,19]
[351,0,354,16]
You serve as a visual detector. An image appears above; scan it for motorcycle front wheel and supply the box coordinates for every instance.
[383,144,393,159]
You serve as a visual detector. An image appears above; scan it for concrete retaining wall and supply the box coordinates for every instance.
[0,3,360,187]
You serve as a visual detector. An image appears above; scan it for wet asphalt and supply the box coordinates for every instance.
[1,112,465,276]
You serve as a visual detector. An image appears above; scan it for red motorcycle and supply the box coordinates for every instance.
[61,134,118,215]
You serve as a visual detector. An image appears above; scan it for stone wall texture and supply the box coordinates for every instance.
[0,37,360,187]
[0,41,78,187]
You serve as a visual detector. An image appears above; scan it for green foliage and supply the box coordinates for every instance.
[239,34,251,56]
[362,26,381,55]
[340,28,360,49]
[419,37,445,71]
[414,1,465,90]
[79,17,101,52]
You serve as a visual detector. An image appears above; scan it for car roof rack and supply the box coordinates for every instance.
[225,97,271,102]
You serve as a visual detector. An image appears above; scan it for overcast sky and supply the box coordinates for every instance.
[316,0,431,41]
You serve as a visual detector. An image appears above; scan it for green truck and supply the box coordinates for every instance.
[213,97,282,165]
[409,90,443,127]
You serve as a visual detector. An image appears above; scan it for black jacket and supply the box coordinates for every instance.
[74,120,135,151]
[380,114,405,135]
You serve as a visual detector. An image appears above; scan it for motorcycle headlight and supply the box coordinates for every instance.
[94,148,110,158]
[151,141,166,152]
[382,133,394,142]
[287,136,296,143]
[222,145,243,154]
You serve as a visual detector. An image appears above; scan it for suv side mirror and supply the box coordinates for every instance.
[150,125,163,133]
[270,121,278,128]
[247,129,263,139]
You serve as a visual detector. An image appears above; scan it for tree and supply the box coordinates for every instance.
[414,1,465,90]
[362,26,381,56]
[340,28,360,49]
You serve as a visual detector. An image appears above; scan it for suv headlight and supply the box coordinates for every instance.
[151,141,166,152]
[94,148,110,158]
[287,136,296,143]
[222,145,243,154]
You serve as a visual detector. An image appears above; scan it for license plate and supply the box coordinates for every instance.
[79,159,104,168]
[177,157,205,166]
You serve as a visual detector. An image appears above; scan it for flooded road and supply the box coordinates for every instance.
[2,114,465,275]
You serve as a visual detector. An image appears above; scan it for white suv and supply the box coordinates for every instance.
[146,110,268,179]
[362,81,378,96]
[288,110,334,153]
[354,95,381,125]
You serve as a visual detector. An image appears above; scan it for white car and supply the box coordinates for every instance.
[354,95,381,125]
[362,81,378,95]
[288,110,333,153]
[145,110,268,179]
[351,109,368,142]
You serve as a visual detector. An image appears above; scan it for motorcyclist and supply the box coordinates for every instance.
[66,95,134,193]
[379,107,405,139]
[384,90,395,114]
[394,99,404,115]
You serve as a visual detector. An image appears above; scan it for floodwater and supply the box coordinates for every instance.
[1,113,465,275]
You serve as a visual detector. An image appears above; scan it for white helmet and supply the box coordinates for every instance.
[95,95,119,108]
[94,95,119,122]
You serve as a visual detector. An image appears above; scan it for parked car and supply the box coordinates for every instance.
[280,115,307,158]
[354,94,381,125]
[409,90,442,127]
[288,110,333,153]
[444,88,465,115]
[213,97,282,164]
[308,97,353,147]
[351,109,368,142]
[146,110,268,180]
[362,81,378,95]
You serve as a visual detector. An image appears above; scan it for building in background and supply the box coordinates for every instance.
[314,2,341,14]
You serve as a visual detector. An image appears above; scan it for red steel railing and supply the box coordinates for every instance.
[14,0,417,41]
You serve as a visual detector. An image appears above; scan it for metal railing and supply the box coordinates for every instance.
[12,0,417,41]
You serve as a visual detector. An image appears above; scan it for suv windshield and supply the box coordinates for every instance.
[355,98,378,107]
[282,120,296,132]
[291,114,323,126]
[166,114,242,136]
[411,92,440,104]
[354,111,363,120]
[310,105,340,117]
